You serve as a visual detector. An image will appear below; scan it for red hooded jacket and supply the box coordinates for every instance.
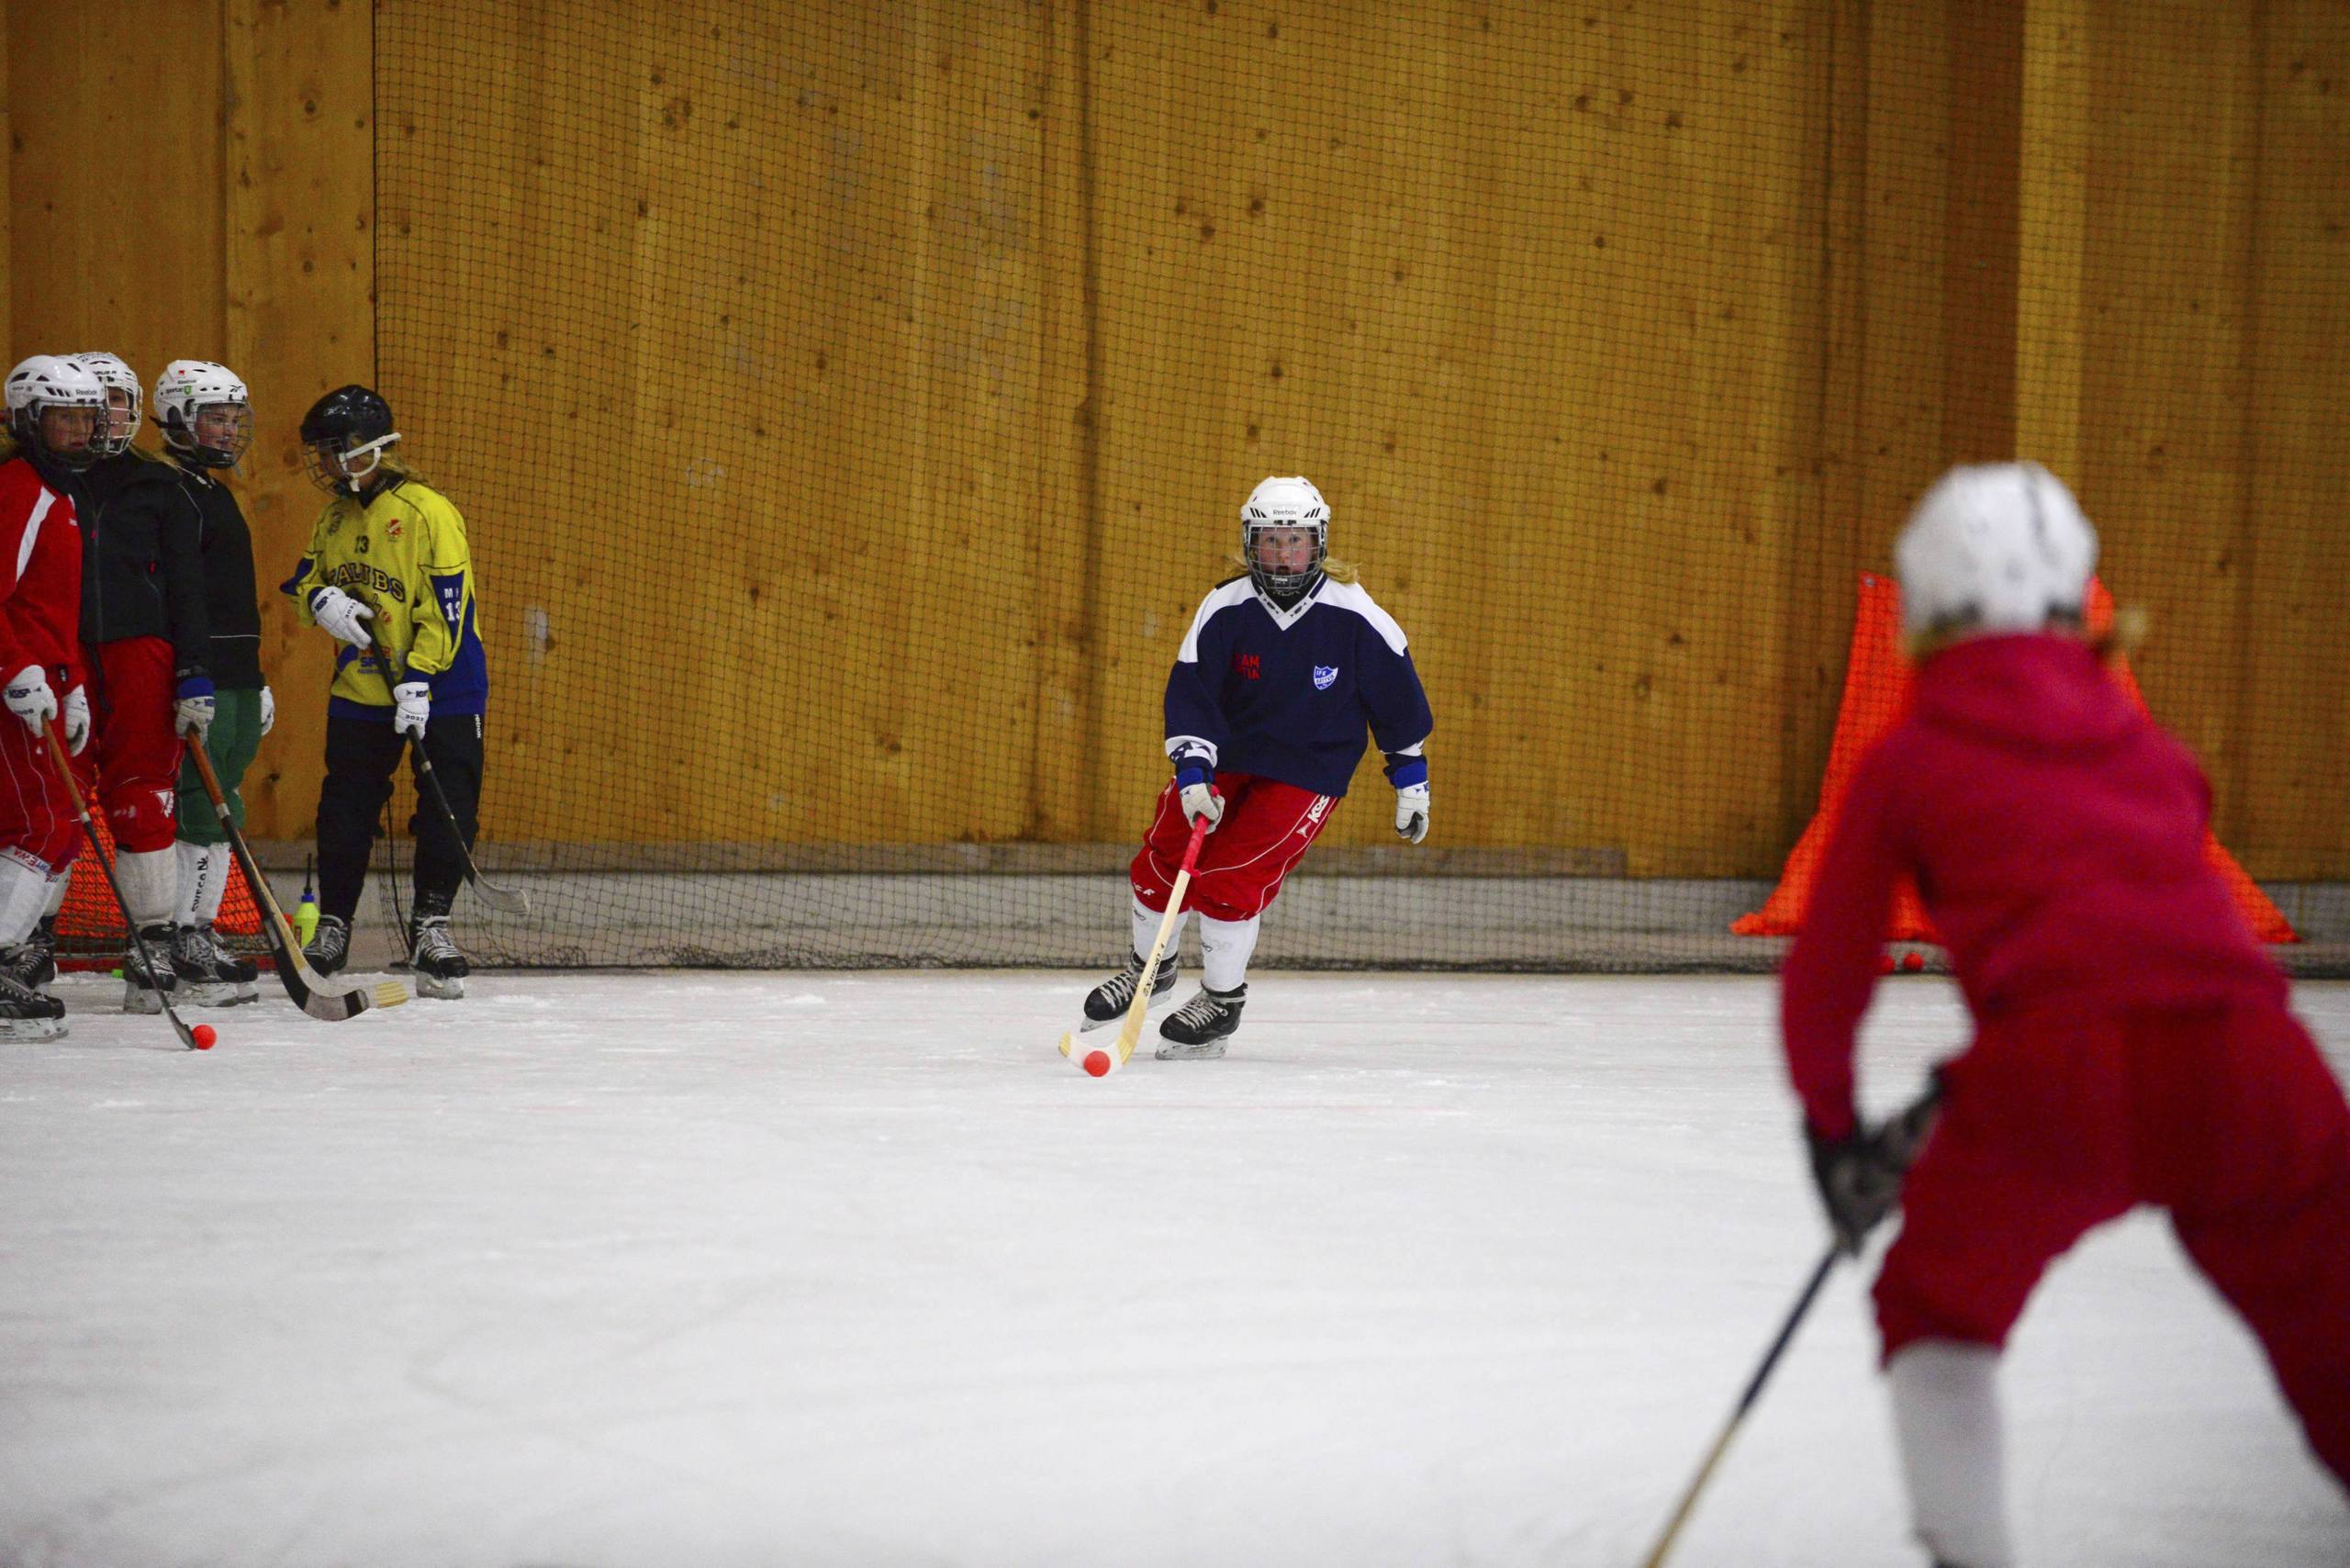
[1782,633,2285,1139]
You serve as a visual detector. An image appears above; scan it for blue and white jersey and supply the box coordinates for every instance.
[1163,576,1433,799]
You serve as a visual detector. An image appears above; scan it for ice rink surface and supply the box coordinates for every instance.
[1,969,2344,1568]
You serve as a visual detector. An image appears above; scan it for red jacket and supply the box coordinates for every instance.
[0,457,85,692]
[1782,633,2284,1139]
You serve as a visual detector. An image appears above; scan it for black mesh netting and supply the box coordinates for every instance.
[362,4,2350,973]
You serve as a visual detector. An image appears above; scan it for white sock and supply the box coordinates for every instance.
[1199,913,1260,992]
[1131,894,1183,963]
[1890,1339,2014,1568]
[115,846,179,930]
[0,855,52,946]
[41,870,68,919]
[174,840,231,926]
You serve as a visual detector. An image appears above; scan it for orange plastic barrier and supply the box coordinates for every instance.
[55,814,273,967]
[1734,574,2296,945]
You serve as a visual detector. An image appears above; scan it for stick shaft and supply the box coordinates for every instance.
[1113,816,1210,1066]
[364,629,528,914]
[1635,1083,1943,1567]
[40,723,199,1048]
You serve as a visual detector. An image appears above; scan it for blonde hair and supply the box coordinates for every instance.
[1225,552,1359,586]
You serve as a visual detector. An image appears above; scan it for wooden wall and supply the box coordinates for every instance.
[6,0,372,844]
[7,2,2346,877]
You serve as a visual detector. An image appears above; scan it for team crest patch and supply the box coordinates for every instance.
[1312,665,1338,690]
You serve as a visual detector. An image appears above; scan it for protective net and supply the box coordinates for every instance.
[361,3,2350,973]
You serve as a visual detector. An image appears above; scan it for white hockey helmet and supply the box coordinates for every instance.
[1239,475,1330,601]
[153,359,253,468]
[1896,463,2097,639]
[71,352,141,456]
[6,355,108,470]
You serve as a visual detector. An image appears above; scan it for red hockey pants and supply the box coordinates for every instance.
[74,636,183,854]
[1877,999,2350,1489]
[1128,772,1335,924]
[0,702,80,875]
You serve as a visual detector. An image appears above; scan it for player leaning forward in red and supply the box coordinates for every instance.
[1783,463,2350,1567]
[1080,476,1433,1058]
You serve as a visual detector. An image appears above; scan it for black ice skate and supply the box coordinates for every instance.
[170,922,260,1007]
[1154,983,1245,1059]
[1080,949,1179,1031]
[120,924,182,1014]
[0,970,66,1041]
[408,914,469,1001]
[303,914,351,976]
[0,913,59,994]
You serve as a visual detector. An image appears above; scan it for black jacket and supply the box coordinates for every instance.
[69,450,209,679]
[170,461,264,689]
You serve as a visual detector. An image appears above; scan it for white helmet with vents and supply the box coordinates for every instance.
[154,359,254,468]
[6,355,108,470]
[1896,463,2097,639]
[1238,475,1330,602]
[71,352,141,455]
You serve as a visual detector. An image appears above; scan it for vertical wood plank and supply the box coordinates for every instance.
[1032,0,1098,839]
[225,0,375,838]
[2235,0,2350,876]
[0,12,11,364]
[2074,0,2259,816]
[7,5,226,374]
[2015,0,2089,479]
[1943,0,2023,464]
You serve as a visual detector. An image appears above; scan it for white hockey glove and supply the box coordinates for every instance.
[391,679,431,739]
[1179,779,1224,832]
[4,665,57,738]
[174,673,216,739]
[258,684,275,737]
[1394,781,1430,845]
[61,684,90,756]
[308,585,376,652]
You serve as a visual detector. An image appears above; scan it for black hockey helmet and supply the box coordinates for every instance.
[299,383,399,493]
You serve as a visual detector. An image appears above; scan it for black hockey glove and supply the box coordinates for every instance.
[1805,1092,1941,1257]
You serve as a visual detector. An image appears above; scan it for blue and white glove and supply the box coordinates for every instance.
[258,684,275,737]
[391,680,431,739]
[62,684,89,756]
[308,585,375,652]
[1394,781,1430,845]
[3,665,56,737]
[174,671,215,738]
[1173,752,1223,833]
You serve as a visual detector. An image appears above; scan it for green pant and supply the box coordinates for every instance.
[175,687,263,845]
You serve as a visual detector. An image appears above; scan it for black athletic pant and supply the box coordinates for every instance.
[317,711,484,924]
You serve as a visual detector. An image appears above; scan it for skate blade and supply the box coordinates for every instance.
[0,1015,67,1041]
[415,975,466,1001]
[185,983,260,1009]
[1153,1039,1228,1061]
[120,984,173,1015]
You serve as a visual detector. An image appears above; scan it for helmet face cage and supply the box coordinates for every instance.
[73,354,142,457]
[6,359,108,471]
[175,401,253,468]
[1243,518,1327,600]
[156,362,252,468]
[304,431,397,494]
[299,386,397,494]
